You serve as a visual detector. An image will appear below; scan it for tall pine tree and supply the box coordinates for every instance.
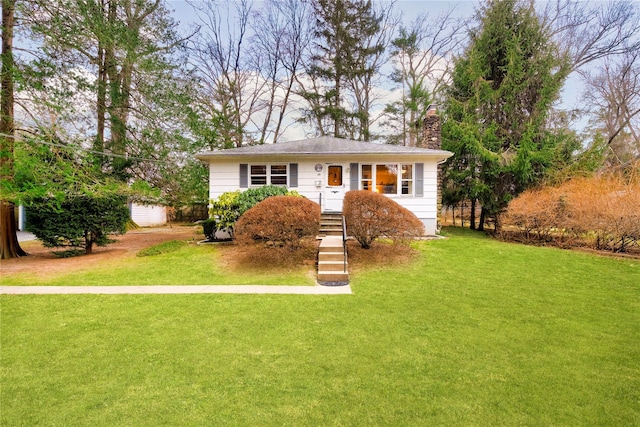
[442,0,570,230]
[300,0,385,140]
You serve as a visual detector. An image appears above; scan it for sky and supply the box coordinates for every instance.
[164,0,589,141]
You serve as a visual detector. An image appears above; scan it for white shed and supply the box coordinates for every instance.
[129,203,167,227]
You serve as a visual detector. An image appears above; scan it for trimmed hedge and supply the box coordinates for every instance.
[235,196,320,249]
[343,190,424,249]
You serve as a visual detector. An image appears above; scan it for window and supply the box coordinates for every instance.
[358,163,418,195]
[250,165,267,185]
[376,164,397,194]
[327,165,343,186]
[401,164,413,195]
[250,164,288,186]
[270,165,287,185]
[361,164,373,191]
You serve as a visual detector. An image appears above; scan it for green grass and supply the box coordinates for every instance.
[1,228,639,426]
[136,240,188,257]
[0,242,315,286]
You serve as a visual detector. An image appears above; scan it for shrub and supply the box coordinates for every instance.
[343,190,425,249]
[26,193,129,254]
[503,175,640,252]
[234,196,320,249]
[207,186,298,239]
[236,185,292,213]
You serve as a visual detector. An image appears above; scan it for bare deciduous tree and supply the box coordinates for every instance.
[583,50,640,169]
[541,0,640,72]
[249,0,312,143]
[384,7,465,146]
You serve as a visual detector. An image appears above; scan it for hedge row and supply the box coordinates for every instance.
[502,175,640,252]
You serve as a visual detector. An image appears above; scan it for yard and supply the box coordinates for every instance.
[1,227,639,425]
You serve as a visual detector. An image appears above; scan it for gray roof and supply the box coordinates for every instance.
[196,136,453,160]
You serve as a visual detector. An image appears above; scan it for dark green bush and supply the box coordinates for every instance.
[235,196,320,249]
[26,193,129,254]
[343,190,424,249]
[207,185,300,239]
[201,218,218,241]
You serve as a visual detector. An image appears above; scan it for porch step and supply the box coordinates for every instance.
[318,260,348,272]
[319,236,344,251]
[317,235,349,285]
[317,271,350,282]
[318,251,344,262]
[319,213,344,237]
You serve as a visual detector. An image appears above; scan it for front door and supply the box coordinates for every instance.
[325,164,346,212]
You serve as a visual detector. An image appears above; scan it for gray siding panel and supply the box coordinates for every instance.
[289,163,298,187]
[239,164,248,188]
[415,163,424,197]
[350,163,359,190]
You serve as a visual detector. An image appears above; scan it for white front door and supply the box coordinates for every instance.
[324,164,346,212]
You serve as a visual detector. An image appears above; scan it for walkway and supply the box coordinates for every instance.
[0,285,352,295]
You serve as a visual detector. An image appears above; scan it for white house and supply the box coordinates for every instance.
[197,136,452,235]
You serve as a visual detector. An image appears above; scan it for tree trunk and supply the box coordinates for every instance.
[478,206,487,232]
[95,42,107,167]
[1,0,26,259]
[470,198,477,230]
[85,230,93,254]
[0,201,26,259]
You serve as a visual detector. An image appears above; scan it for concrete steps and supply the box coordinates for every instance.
[317,234,349,284]
[319,213,344,237]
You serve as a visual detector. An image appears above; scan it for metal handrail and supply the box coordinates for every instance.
[342,215,347,273]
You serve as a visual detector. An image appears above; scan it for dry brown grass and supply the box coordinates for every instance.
[219,237,320,272]
[346,239,418,272]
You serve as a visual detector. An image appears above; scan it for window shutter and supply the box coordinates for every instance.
[239,164,248,188]
[350,163,359,190]
[289,163,298,187]
[415,163,424,197]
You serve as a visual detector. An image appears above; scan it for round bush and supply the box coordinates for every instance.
[234,196,321,249]
[343,190,424,249]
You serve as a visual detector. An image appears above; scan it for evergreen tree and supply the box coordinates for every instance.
[442,0,570,230]
[300,0,385,140]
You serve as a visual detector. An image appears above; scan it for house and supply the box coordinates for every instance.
[196,136,452,235]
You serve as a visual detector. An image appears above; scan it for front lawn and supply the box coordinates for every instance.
[0,241,316,286]
[1,228,639,425]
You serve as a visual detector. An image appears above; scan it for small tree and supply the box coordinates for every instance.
[26,193,129,254]
[343,190,424,249]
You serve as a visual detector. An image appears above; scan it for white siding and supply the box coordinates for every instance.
[207,157,442,235]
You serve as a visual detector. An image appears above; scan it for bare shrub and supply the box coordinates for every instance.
[343,190,425,249]
[562,176,640,252]
[503,174,640,252]
[502,185,570,243]
[235,196,321,249]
